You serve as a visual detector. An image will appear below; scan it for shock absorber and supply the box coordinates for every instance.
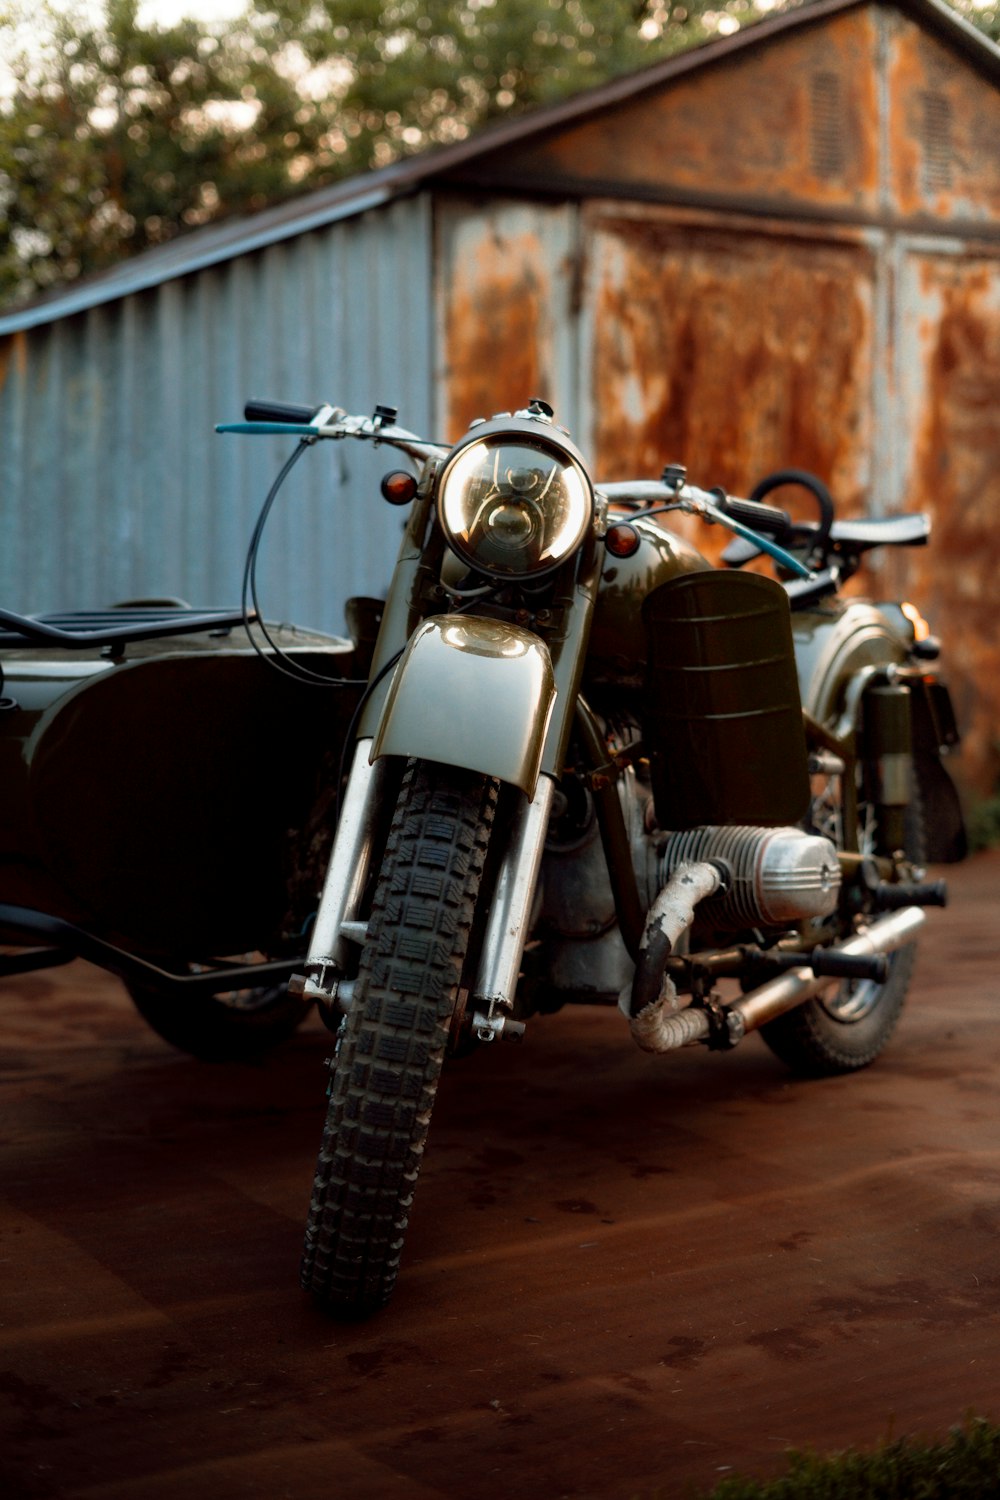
[864,683,912,854]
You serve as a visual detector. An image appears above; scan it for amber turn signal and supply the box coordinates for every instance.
[604,523,641,558]
[901,600,931,642]
[380,470,418,505]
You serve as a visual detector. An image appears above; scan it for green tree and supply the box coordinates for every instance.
[2,0,998,307]
[953,0,999,40]
[0,0,332,302]
[253,0,723,171]
[1,0,723,304]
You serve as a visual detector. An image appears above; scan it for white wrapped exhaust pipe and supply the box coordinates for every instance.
[624,903,927,1055]
[618,860,724,1052]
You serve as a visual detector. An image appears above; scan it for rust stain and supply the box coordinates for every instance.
[587,213,874,563]
[442,226,549,440]
[887,14,1000,222]
[901,257,1000,796]
[484,9,880,215]
[0,331,28,396]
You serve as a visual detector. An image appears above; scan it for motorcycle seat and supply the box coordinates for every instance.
[829,513,930,550]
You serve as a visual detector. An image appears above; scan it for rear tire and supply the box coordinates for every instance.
[760,784,925,1077]
[301,760,497,1318]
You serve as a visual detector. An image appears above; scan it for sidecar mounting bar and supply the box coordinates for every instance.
[0,905,299,995]
[0,946,76,979]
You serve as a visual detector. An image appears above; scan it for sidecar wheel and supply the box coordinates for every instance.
[126,972,311,1061]
[301,760,497,1319]
[759,790,926,1076]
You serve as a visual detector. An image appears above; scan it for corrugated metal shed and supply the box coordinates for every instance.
[0,196,436,632]
[2,0,998,791]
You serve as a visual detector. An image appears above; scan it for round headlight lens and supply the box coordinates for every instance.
[439,435,593,579]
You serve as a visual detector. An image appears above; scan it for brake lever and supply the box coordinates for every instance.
[679,487,814,579]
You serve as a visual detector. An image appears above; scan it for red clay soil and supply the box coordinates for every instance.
[2,852,999,1500]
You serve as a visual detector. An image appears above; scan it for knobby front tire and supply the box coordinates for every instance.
[301,759,498,1318]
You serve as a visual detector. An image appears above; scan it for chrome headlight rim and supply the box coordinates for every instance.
[437,416,595,582]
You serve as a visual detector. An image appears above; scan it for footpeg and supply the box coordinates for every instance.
[871,879,947,911]
[807,948,889,983]
[761,947,889,984]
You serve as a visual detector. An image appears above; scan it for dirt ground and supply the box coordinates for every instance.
[2,851,999,1500]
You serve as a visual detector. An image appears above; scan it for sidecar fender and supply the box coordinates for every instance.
[371,615,556,797]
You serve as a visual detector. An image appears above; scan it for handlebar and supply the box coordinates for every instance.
[597,479,812,578]
[244,399,320,425]
[217,402,446,465]
[715,493,791,537]
[217,404,814,578]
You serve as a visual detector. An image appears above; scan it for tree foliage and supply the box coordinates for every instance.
[1,0,997,309]
[0,0,334,302]
[0,0,732,304]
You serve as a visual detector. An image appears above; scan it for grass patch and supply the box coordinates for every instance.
[965,791,1000,852]
[689,1416,1000,1499]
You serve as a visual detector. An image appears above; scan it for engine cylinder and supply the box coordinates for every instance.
[659,824,841,928]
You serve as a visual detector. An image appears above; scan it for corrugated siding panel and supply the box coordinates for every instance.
[0,195,434,636]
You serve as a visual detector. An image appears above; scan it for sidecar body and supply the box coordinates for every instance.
[0,608,360,961]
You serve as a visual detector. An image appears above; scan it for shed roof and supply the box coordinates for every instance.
[1,0,997,336]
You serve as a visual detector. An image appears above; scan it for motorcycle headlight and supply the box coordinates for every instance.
[438,419,594,580]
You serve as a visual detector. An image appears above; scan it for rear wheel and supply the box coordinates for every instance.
[127,966,310,1061]
[301,760,498,1318]
[760,780,925,1076]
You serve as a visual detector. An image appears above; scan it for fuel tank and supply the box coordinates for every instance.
[586,517,711,688]
[0,622,359,955]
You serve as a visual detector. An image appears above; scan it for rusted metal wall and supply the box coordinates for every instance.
[583,207,877,509]
[2,0,997,793]
[473,7,885,219]
[895,249,1000,789]
[436,199,581,440]
[437,2,1000,795]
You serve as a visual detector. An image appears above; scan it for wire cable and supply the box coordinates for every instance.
[241,441,367,688]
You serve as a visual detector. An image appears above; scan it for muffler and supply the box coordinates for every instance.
[626,904,926,1054]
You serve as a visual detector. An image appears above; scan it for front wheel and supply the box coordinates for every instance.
[301,760,498,1318]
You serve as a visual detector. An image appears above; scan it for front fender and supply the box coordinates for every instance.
[371,615,555,796]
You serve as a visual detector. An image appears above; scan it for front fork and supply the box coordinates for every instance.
[292,741,556,1042]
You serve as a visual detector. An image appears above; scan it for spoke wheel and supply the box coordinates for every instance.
[760,779,925,1076]
[301,760,498,1318]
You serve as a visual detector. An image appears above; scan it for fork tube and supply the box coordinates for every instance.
[471,775,556,1009]
[304,739,388,985]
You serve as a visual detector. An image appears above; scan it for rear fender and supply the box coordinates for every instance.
[793,600,967,860]
[792,600,908,731]
[371,615,555,797]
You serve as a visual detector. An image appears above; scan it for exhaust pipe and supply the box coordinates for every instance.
[627,905,927,1054]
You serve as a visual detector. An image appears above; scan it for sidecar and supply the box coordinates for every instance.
[0,603,363,1056]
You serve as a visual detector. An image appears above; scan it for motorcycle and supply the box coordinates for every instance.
[0,395,964,1319]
